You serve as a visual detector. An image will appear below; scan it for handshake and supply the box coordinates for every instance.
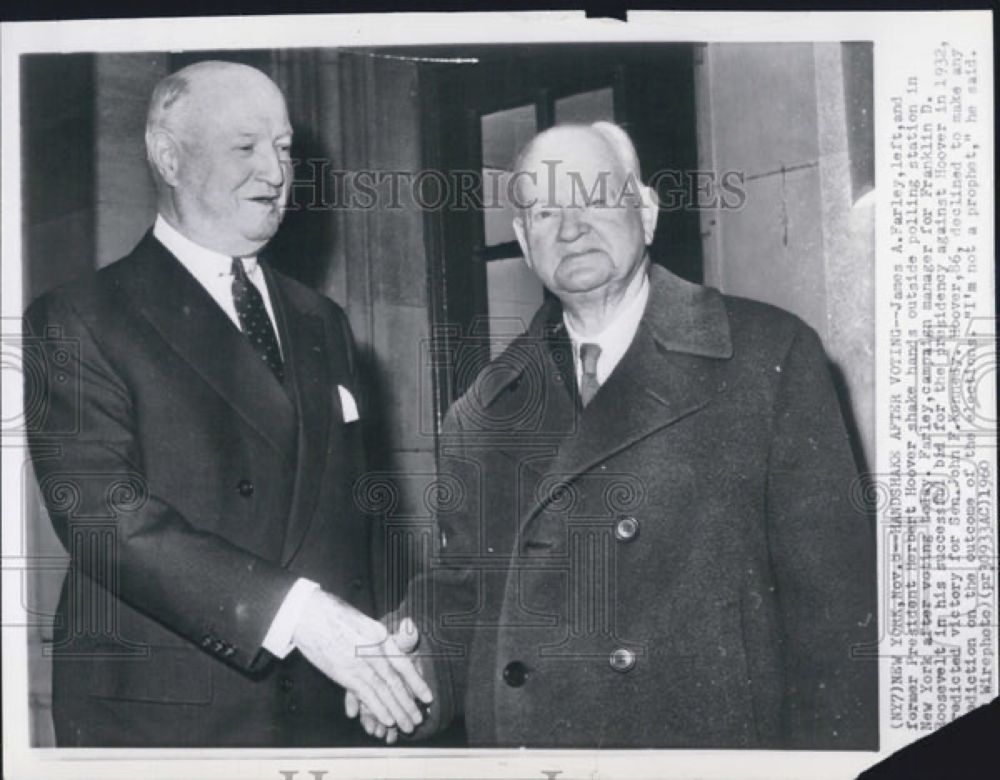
[291,589,431,744]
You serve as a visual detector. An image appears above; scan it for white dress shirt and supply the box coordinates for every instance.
[153,215,284,358]
[563,270,650,388]
[153,215,316,659]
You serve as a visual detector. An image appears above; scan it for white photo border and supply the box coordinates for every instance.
[2,10,995,780]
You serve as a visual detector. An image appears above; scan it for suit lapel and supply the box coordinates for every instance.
[265,266,339,566]
[125,233,296,461]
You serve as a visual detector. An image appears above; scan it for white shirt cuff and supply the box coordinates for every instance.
[261,577,321,659]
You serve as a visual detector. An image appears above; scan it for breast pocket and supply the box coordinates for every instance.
[334,385,360,424]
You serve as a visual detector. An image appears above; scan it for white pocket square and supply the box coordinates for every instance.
[338,385,360,423]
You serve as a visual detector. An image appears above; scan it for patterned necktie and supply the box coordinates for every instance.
[578,342,602,408]
[231,258,284,383]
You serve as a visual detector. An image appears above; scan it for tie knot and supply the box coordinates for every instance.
[231,257,248,280]
[579,342,601,377]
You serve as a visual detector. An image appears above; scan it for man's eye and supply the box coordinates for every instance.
[535,210,553,221]
[236,144,254,153]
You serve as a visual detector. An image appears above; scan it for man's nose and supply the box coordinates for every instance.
[557,207,590,242]
[257,146,286,188]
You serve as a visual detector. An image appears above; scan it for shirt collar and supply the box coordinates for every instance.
[562,270,650,375]
[153,214,259,278]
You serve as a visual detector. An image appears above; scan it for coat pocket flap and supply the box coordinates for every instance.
[88,644,214,706]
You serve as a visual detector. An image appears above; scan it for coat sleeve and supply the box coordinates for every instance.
[24,291,298,673]
[766,322,878,748]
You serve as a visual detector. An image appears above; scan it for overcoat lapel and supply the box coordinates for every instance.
[546,327,713,483]
[124,233,296,461]
[520,263,734,532]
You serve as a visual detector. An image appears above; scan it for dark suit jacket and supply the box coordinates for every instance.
[411,263,878,749]
[25,231,375,747]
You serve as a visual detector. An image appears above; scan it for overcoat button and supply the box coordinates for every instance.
[502,660,528,687]
[280,676,294,691]
[237,479,254,497]
[614,515,639,542]
[609,647,636,673]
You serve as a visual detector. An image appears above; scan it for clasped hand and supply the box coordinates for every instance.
[343,614,423,743]
[292,590,431,735]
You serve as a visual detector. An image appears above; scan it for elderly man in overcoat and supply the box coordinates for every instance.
[354,121,877,749]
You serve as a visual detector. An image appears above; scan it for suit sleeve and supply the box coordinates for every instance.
[25,291,298,673]
[766,322,878,749]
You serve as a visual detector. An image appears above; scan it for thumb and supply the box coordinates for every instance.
[392,616,419,654]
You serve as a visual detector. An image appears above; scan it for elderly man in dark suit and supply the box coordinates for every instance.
[24,60,430,747]
[354,121,877,748]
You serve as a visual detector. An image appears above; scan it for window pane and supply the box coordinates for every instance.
[481,103,537,170]
[482,168,517,247]
[486,255,545,359]
[554,87,615,125]
[481,104,537,248]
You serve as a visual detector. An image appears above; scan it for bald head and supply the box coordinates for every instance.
[511,121,642,206]
[146,61,287,156]
[144,61,293,257]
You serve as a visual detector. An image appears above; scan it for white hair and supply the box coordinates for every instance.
[510,120,646,210]
[512,120,641,179]
[143,71,192,190]
[145,72,190,149]
[588,120,642,181]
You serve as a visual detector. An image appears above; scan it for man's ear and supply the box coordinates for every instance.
[512,214,533,270]
[639,184,660,245]
[146,130,182,187]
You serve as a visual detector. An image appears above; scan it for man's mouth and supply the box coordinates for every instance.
[562,249,601,262]
[248,194,280,206]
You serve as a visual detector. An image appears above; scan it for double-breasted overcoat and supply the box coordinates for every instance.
[411,264,877,749]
